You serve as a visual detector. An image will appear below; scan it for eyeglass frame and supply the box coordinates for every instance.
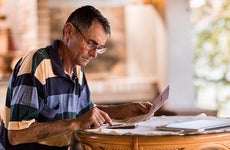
[71,23,108,54]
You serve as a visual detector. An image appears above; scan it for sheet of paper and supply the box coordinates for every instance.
[117,85,169,124]
[156,119,230,132]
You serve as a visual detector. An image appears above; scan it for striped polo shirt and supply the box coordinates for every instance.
[3,40,94,148]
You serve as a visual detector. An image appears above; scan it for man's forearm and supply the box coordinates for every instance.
[97,104,126,120]
[8,119,75,145]
[97,102,152,120]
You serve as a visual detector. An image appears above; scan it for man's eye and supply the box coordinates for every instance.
[98,45,106,49]
[88,43,97,47]
[88,40,98,45]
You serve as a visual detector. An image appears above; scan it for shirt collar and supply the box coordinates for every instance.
[47,40,80,81]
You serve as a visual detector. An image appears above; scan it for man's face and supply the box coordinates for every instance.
[67,21,109,67]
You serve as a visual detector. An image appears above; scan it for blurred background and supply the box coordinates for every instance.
[0,0,230,117]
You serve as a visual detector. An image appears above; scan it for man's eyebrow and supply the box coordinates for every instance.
[88,39,107,47]
[88,39,98,45]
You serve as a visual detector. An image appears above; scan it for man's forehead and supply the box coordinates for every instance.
[85,23,109,45]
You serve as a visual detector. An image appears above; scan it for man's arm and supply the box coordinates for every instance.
[8,107,112,145]
[97,102,152,120]
[8,119,74,145]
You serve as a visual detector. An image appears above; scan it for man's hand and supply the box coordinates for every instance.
[74,107,112,130]
[121,102,152,117]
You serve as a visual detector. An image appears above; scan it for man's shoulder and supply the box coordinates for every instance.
[34,47,50,59]
[21,48,50,61]
[17,47,51,74]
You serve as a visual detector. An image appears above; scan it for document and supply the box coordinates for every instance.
[126,85,169,123]
[107,85,169,129]
[156,119,230,132]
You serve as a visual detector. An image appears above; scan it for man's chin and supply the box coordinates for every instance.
[79,59,90,67]
[79,62,88,67]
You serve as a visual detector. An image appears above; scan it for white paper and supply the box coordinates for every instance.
[117,85,169,124]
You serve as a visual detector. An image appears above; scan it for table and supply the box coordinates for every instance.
[77,115,230,150]
[77,132,230,150]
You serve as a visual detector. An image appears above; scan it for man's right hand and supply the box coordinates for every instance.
[74,107,112,130]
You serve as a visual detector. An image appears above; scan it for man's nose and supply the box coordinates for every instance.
[88,49,97,58]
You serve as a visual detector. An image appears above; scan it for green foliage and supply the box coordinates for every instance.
[193,0,230,83]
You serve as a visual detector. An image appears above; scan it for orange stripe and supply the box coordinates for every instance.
[34,59,56,85]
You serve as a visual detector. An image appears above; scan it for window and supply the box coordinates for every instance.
[191,0,230,117]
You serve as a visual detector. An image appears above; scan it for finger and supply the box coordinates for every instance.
[100,111,112,125]
[90,109,109,128]
[136,103,150,113]
[143,102,152,110]
[90,123,100,129]
[89,117,102,129]
[90,114,104,128]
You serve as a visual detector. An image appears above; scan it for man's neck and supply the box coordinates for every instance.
[58,42,75,76]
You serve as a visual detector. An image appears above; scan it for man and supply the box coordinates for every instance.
[2,5,152,150]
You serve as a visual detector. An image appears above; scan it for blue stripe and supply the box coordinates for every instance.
[47,93,91,114]
[11,85,39,109]
[77,102,94,117]
[39,102,94,121]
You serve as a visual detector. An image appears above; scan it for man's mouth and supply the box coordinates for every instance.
[82,57,90,62]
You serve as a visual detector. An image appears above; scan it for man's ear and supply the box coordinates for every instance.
[64,22,74,39]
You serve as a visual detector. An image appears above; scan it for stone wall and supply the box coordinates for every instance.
[49,6,126,80]
[0,1,166,103]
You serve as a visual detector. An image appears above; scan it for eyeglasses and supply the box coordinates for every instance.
[72,23,108,54]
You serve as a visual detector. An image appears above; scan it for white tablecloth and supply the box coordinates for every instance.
[85,113,230,136]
